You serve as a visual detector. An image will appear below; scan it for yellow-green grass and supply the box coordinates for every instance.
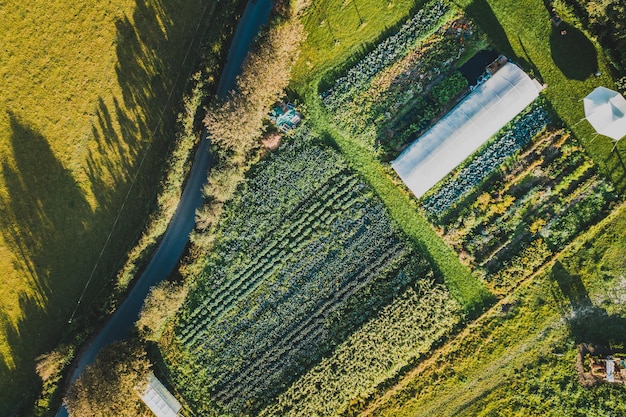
[454,0,626,193]
[0,0,227,412]
[360,203,626,417]
[291,0,419,89]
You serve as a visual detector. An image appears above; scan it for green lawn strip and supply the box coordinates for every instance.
[304,84,493,316]
[455,0,626,194]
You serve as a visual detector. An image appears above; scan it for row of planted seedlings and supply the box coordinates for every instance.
[259,275,462,417]
[169,131,429,415]
[321,0,488,156]
[191,186,410,413]
[422,102,618,294]
[178,171,362,345]
[183,188,411,413]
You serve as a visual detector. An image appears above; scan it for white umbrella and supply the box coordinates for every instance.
[583,86,626,141]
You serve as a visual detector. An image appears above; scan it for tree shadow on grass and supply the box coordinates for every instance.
[83,0,230,250]
[550,261,626,346]
[462,0,514,58]
[0,114,96,413]
[461,0,544,84]
[550,21,598,80]
[0,0,238,413]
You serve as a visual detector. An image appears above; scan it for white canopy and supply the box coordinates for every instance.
[392,62,544,198]
[583,86,626,141]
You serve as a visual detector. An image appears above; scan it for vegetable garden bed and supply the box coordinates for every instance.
[424,106,618,294]
[163,128,454,415]
[321,1,487,155]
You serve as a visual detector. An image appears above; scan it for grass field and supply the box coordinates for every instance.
[291,0,420,89]
[0,0,235,413]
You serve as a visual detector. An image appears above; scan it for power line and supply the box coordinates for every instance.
[68,1,214,324]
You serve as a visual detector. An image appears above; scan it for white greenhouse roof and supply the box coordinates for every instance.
[141,373,182,417]
[392,62,544,198]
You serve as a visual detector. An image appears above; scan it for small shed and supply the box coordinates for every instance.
[140,372,182,417]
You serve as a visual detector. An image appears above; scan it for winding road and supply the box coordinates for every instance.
[56,0,273,415]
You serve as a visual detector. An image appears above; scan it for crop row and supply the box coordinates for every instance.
[259,279,461,417]
[181,201,395,350]
[434,127,617,293]
[215,127,347,247]
[422,104,551,217]
[182,212,407,411]
[170,130,428,415]
[322,0,450,110]
[180,172,363,332]
[323,12,483,152]
[212,241,410,408]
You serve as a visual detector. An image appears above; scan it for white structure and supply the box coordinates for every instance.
[583,86,626,141]
[606,358,616,383]
[392,62,544,198]
[140,372,182,417]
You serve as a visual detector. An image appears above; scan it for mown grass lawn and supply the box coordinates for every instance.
[292,0,420,89]
[0,0,233,412]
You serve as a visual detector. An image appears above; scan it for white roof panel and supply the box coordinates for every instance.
[141,373,182,417]
[392,62,543,198]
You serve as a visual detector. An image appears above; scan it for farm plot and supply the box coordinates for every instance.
[166,128,442,415]
[321,1,486,154]
[423,106,618,294]
[259,278,461,417]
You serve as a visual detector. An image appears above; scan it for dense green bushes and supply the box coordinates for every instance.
[431,71,468,106]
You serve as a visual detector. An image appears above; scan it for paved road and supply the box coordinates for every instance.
[56,0,272,415]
